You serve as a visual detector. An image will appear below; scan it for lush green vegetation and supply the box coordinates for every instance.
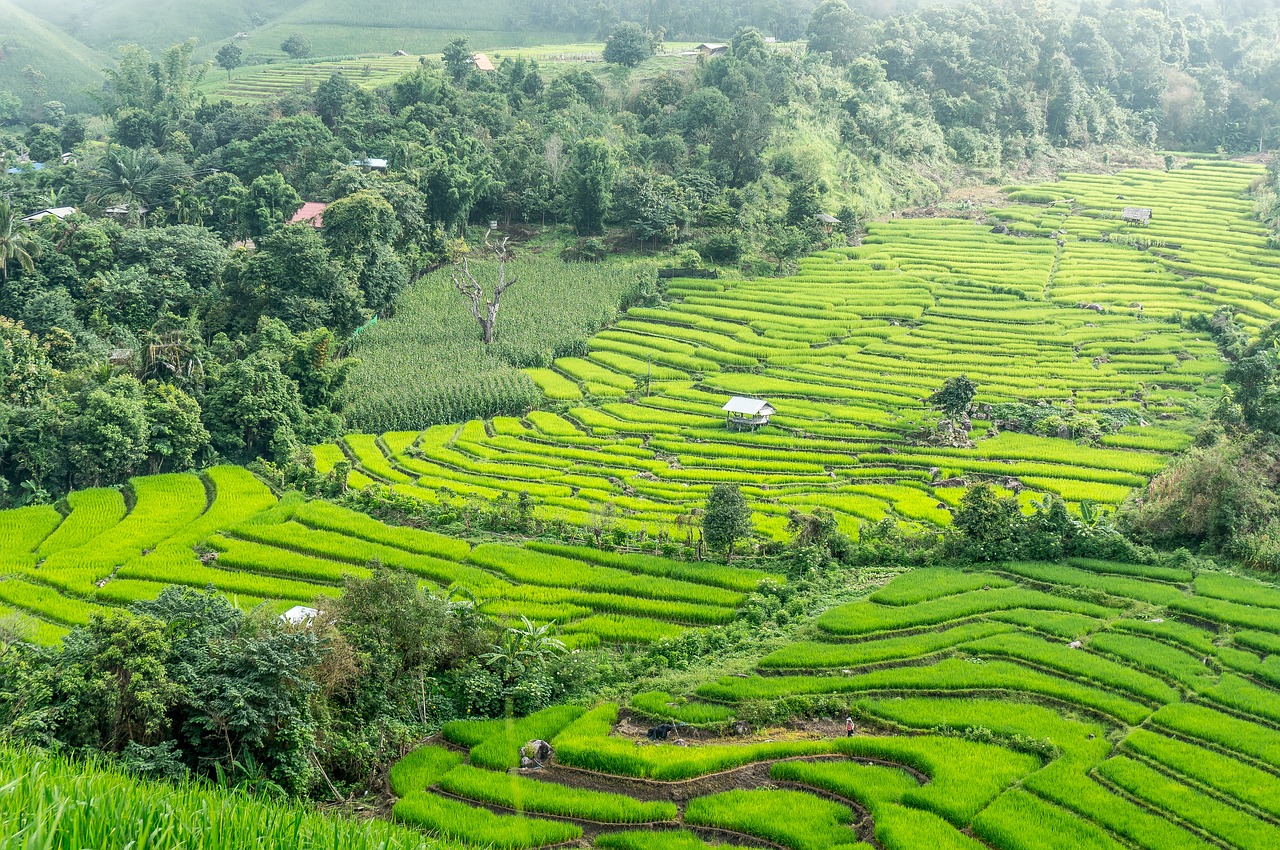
[3,2,1280,848]
[0,745,447,849]
[312,160,1272,543]
[371,551,1280,848]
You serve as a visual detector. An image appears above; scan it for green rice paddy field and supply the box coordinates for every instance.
[318,158,1273,539]
[198,44,704,104]
[396,558,1280,850]
[0,465,779,648]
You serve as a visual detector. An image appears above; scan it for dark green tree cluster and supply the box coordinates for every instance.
[0,303,349,502]
[817,0,1280,155]
[947,484,1136,562]
[0,569,590,796]
[1120,310,1280,570]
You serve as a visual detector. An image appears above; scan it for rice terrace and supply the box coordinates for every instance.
[3,1,1280,849]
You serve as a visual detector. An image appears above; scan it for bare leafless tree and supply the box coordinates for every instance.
[452,227,517,346]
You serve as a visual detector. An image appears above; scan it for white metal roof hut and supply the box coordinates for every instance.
[21,206,76,223]
[722,396,775,431]
[1121,207,1152,225]
[281,605,318,625]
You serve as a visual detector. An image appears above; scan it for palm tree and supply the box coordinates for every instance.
[91,147,162,219]
[173,187,210,225]
[0,199,39,282]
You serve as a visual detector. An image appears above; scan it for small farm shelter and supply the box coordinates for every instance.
[22,206,76,223]
[722,396,775,430]
[290,201,327,228]
[816,212,841,234]
[472,53,495,72]
[281,605,318,625]
[697,43,729,57]
[1121,207,1152,225]
[350,157,389,170]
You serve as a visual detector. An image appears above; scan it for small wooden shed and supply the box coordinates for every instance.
[1121,207,1152,225]
[723,396,775,430]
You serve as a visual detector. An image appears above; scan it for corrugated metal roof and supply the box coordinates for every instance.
[21,206,76,222]
[722,396,773,415]
[290,201,327,227]
[281,605,318,624]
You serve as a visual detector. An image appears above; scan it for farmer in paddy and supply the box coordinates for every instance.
[845,716,855,737]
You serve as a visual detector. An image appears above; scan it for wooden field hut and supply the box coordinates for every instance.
[1121,207,1152,225]
[697,43,729,58]
[722,396,775,430]
[472,53,495,72]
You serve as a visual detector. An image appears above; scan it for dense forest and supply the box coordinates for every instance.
[0,0,1278,506]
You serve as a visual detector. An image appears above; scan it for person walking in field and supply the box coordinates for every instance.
[845,716,855,737]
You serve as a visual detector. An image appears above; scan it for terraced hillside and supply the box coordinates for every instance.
[320,158,1273,539]
[395,558,1280,850]
[196,44,700,104]
[0,467,776,647]
[198,55,426,103]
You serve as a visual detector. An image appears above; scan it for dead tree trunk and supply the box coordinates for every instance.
[451,229,516,346]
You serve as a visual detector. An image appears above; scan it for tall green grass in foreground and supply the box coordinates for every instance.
[0,746,446,850]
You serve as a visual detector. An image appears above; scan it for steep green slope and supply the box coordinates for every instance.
[0,0,107,112]
[11,0,308,52]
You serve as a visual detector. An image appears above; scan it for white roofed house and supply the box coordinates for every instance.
[22,206,76,223]
[722,396,775,431]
